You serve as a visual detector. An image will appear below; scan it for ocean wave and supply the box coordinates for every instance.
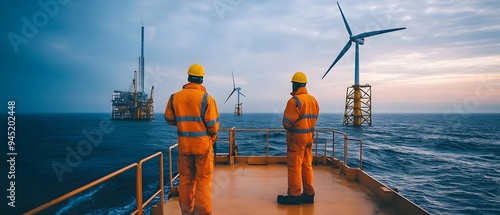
[90,198,137,215]
[55,184,104,215]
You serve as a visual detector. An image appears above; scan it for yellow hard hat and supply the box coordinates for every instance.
[187,63,205,76]
[291,71,307,83]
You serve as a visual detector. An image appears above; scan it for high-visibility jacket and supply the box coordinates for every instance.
[282,87,319,145]
[165,83,220,155]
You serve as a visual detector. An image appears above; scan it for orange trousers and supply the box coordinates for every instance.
[178,151,214,215]
[287,142,315,196]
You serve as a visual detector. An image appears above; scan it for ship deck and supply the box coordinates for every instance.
[162,161,393,215]
[24,129,430,215]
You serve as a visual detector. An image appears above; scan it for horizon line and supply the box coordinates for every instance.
[6,112,500,115]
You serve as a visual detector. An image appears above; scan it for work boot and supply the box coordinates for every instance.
[300,194,314,204]
[277,195,301,205]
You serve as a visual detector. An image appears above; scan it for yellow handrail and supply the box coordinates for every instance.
[168,143,180,196]
[24,152,165,215]
[132,151,164,215]
[218,128,363,168]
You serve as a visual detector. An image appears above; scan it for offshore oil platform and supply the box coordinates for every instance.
[111,26,154,120]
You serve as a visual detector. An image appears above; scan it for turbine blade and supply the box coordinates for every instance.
[239,91,246,97]
[232,71,236,88]
[353,27,406,39]
[322,40,352,80]
[224,89,236,104]
[337,1,352,36]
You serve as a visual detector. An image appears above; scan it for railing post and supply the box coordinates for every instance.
[136,165,143,215]
[159,153,164,213]
[229,127,235,166]
[314,131,318,161]
[265,130,269,165]
[169,146,173,192]
[332,131,335,159]
[323,139,327,165]
[168,144,178,196]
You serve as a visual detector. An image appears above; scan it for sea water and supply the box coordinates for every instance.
[1,113,499,215]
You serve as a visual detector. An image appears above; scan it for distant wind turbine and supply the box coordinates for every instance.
[322,1,406,126]
[224,71,245,116]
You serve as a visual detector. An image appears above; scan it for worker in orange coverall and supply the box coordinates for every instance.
[278,71,319,205]
[165,63,220,215]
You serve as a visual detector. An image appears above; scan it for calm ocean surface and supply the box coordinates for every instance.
[1,113,499,215]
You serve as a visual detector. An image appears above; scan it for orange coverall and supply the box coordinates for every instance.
[282,87,319,197]
[165,82,220,215]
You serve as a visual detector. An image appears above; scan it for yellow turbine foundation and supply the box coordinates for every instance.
[234,103,243,116]
[344,84,372,126]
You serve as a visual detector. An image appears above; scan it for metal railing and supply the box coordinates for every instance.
[168,143,180,196]
[219,128,362,168]
[24,152,165,215]
[132,152,164,215]
[221,128,284,164]
[329,130,363,169]
[168,128,364,192]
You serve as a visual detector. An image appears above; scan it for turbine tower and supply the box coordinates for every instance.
[224,71,246,116]
[322,1,406,126]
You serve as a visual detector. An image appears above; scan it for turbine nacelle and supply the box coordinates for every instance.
[353,37,365,45]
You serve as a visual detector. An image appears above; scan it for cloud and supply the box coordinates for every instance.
[1,0,499,113]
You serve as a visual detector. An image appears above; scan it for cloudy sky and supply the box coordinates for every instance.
[2,0,499,113]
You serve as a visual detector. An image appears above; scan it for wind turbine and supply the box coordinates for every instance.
[322,1,406,126]
[224,71,246,116]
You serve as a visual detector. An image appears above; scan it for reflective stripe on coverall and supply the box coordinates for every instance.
[165,82,220,215]
[282,87,319,197]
